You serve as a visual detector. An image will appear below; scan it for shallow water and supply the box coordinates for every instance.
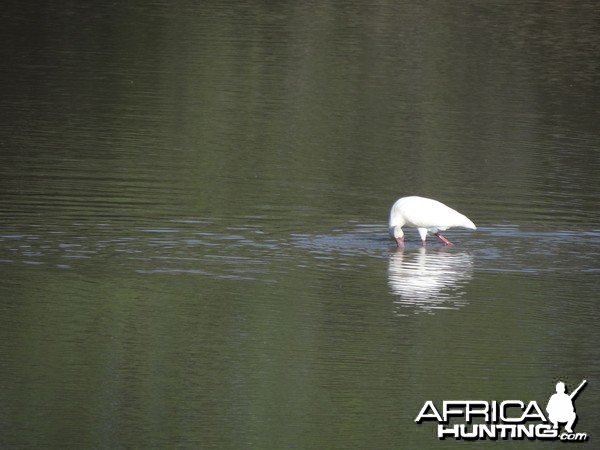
[1,1,599,448]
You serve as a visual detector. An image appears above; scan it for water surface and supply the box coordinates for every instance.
[1,1,599,448]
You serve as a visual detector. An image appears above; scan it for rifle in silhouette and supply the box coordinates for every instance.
[569,379,587,400]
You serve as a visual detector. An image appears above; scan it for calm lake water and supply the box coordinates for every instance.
[1,1,599,449]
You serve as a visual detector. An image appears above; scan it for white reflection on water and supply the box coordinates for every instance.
[388,247,474,315]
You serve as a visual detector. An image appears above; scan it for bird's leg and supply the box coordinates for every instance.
[417,228,428,247]
[435,232,453,246]
[395,237,404,247]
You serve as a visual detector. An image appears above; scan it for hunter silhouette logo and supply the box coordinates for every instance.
[546,380,586,434]
[415,379,588,442]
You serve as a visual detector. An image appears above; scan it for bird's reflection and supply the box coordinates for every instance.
[388,247,474,315]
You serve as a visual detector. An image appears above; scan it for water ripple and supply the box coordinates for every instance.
[0,220,597,280]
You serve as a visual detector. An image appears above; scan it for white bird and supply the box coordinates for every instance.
[389,196,476,247]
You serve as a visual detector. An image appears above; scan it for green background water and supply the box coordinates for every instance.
[1,2,598,448]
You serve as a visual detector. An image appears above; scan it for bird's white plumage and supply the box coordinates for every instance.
[389,196,476,246]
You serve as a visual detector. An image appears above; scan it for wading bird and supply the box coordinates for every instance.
[389,196,476,247]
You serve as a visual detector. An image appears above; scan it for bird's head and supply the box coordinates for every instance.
[390,226,404,247]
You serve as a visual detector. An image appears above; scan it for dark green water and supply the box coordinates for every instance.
[1,2,599,449]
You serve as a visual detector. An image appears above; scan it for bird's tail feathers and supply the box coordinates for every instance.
[461,216,476,230]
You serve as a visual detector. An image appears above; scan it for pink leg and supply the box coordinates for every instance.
[421,240,426,247]
[435,232,453,246]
